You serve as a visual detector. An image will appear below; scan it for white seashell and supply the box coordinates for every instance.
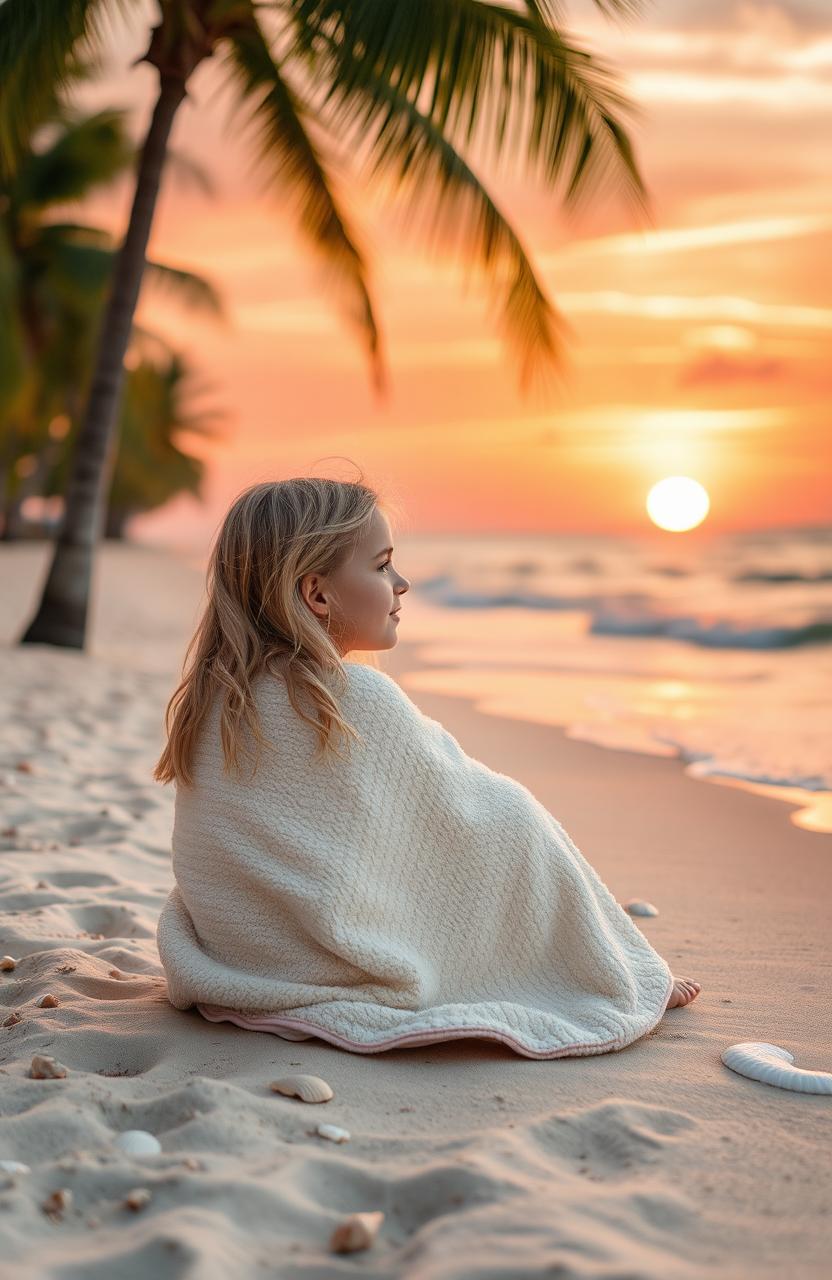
[329,1210,384,1253]
[0,956,16,971]
[30,1054,67,1079]
[0,1160,30,1175]
[623,899,659,917]
[269,1073,333,1103]
[37,993,59,1008]
[721,1042,832,1094]
[315,1122,351,1143]
[113,1130,162,1157]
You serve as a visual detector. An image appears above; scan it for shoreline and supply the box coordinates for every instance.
[381,636,831,855]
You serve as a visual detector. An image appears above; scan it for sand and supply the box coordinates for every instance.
[1,540,830,1279]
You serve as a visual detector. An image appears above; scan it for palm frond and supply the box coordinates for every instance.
[284,0,651,218]
[0,0,140,178]
[143,261,225,317]
[12,109,134,212]
[0,221,29,415]
[300,36,575,392]
[222,17,388,394]
[522,0,645,24]
[165,146,217,197]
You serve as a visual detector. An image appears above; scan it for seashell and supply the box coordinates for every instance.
[37,993,59,1008]
[108,968,126,979]
[42,1188,72,1218]
[721,1042,832,1094]
[0,1160,30,1175]
[314,1122,351,1143]
[113,1130,162,1157]
[0,956,16,971]
[124,1187,151,1211]
[269,1073,333,1103]
[30,1054,67,1079]
[2,1011,22,1027]
[329,1210,384,1253]
[623,899,659,917]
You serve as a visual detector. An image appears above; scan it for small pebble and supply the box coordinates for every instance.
[30,1054,68,1079]
[35,880,48,889]
[181,1156,203,1170]
[37,993,59,1008]
[313,1122,351,1143]
[329,1210,384,1253]
[125,1188,151,1211]
[42,1188,72,1219]
[623,899,659,917]
[113,1130,161,1157]
[56,964,76,975]
[15,761,34,774]
[1,956,17,971]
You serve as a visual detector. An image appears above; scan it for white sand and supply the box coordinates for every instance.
[1,541,830,1278]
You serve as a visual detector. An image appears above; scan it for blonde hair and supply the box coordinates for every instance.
[153,476,391,788]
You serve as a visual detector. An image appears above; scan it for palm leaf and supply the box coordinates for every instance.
[166,146,217,197]
[36,230,224,316]
[12,109,134,212]
[523,0,645,22]
[0,221,29,415]
[303,34,575,391]
[222,17,387,394]
[0,0,139,177]
[284,0,651,217]
[143,261,225,317]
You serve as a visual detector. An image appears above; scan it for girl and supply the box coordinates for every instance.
[154,478,700,1059]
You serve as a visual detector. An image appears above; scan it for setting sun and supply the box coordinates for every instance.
[646,476,710,532]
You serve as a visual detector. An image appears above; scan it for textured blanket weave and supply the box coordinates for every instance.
[156,661,674,1058]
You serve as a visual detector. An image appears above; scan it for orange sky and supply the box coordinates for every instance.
[70,0,832,544]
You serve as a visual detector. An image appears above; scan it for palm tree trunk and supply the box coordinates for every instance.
[18,74,188,648]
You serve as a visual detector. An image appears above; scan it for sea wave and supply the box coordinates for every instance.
[417,579,832,650]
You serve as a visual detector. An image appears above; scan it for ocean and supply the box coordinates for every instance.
[376,526,832,836]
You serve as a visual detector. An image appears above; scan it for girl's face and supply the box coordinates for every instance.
[300,508,410,655]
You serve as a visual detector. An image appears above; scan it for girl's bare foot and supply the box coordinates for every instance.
[666,976,701,1009]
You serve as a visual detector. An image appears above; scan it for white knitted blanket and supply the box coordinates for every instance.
[156,662,673,1059]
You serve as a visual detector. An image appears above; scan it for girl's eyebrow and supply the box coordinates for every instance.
[374,546,394,559]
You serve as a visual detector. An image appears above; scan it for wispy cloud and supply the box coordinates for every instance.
[554,291,832,331]
[542,215,832,263]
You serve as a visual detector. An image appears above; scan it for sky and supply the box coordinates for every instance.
[67,0,832,544]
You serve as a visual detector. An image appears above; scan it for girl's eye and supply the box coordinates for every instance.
[379,560,392,572]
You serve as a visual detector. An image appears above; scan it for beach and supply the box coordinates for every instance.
[1,540,830,1279]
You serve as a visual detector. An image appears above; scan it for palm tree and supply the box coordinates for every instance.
[102,348,225,538]
[0,0,652,649]
[0,98,223,538]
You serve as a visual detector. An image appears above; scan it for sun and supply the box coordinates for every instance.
[646,476,710,532]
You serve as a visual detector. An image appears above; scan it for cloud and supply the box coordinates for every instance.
[678,352,786,386]
[555,291,832,331]
[541,214,832,264]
